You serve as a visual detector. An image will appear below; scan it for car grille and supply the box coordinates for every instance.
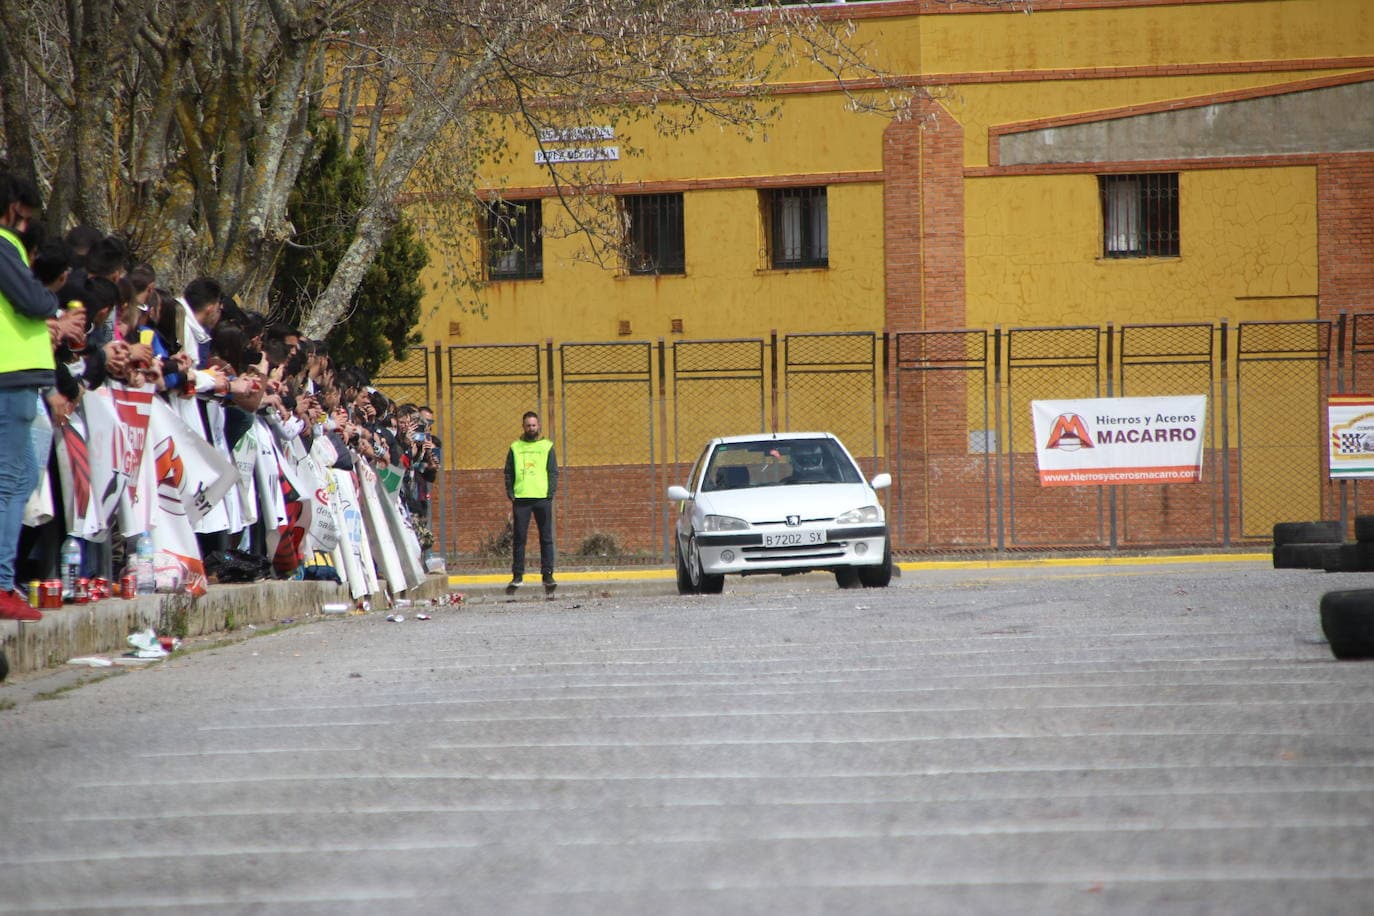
[741,542,846,562]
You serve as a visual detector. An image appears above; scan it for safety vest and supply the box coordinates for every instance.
[0,228,55,375]
[510,437,553,498]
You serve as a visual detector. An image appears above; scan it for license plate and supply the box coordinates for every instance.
[762,530,824,548]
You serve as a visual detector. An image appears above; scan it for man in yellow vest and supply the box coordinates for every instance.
[504,410,558,592]
[0,174,59,622]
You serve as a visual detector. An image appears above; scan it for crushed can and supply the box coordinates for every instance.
[120,572,137,600]
[74,577,90,604]
[91,577,111,601]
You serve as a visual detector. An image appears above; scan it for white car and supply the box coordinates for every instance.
[667,432,893,593]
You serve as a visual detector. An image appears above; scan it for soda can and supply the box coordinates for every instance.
[27,580,41,609]
[91,577,110,601]
[43,579,62,609]
[120,573,137,600]
[75,577,90,604]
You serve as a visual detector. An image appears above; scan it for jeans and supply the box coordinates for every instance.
[511,497,555,577]
[0,387,41,593]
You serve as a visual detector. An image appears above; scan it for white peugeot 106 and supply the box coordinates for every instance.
[667,432,893,594]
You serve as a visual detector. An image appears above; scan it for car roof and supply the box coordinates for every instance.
[710,432,836,446]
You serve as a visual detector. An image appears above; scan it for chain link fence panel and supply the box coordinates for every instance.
[371,346,432,415]
[1115,323,1223,546]
[783,332,878,467]
[892,330,995,551]
[1235,321,1333,540]
[558,342,658,555]
[1005,326,1104,548]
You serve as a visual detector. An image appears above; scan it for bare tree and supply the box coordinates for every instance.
[0,0,903,339]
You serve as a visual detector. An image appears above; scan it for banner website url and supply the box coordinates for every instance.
[1040,468,1202,485]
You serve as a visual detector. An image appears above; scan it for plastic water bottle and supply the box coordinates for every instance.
[61,536,82,601]
[134,533,156,594]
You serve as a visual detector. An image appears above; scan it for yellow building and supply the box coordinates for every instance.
[392,0,1374,558]
[419,0,1372,346]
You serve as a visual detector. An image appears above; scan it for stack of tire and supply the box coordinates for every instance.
[1272,520,1346,570]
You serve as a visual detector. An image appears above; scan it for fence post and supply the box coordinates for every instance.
[770,329,779,433]
[993,326,1006,552]
[1337,311,1349,534]
[431,341,446,564]
[1106,322,1118,550]
[1220,319,1231,547]
[658,338,669,564]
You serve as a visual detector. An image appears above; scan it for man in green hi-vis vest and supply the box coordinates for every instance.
[504,410,558,592]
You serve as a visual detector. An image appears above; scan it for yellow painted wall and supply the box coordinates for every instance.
[421,180,888,346]
[964,166,1318,328]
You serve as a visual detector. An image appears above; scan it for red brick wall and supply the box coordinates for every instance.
[883,99,967,334]
[1318,154,1374,322]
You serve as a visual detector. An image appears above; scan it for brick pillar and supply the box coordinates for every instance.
[883,99,967,333]
[1318,153,1374,322]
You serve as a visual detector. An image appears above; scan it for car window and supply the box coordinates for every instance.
[688,445,711,493]
[701,438,862,490]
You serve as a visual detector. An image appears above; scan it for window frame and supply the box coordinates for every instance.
[764,186,829,270]
[620,192,686,276]
[1099,173,1180,259]
[484,198,543,281]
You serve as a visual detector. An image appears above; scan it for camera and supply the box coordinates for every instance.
[411,431,427,442]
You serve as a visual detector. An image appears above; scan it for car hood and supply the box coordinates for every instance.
[695,483,881,524]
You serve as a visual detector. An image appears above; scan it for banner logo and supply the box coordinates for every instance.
[1045,413,1094,452]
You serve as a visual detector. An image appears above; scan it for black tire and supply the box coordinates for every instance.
[1273,521,1343,547]
[1322,543,1357,573]
[1320,589,1374,659]
[1274,543,1329,569]
[675,538,698,595]
[1355,515,1374,544]
[686,535,725,595]
[858,540,893,588]
[834,567,861,589]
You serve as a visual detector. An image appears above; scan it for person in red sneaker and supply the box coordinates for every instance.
[0,173,58,623]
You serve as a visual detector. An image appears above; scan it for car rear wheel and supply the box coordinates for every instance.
[688,535,725,595]
[858,540,893,588]
[675,537,698,595]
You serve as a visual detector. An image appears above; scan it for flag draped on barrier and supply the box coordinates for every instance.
[43,386,428,601]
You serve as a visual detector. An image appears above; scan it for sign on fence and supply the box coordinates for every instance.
[1328,394,1374,479]
[1031,396,1207,486]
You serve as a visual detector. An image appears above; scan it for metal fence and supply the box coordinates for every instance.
[374,317,1369,562]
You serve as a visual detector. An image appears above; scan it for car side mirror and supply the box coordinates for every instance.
[667,485,691,501]
[870,473,891,490]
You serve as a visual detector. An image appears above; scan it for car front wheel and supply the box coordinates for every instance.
[858,540,893,588]
[688,535,725,594]
[675,536,698,595]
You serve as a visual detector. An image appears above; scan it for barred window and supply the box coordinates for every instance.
[620,193,685,275]
[1100,173,1179,259]
[765,187,828,269]
[484,199,542,280]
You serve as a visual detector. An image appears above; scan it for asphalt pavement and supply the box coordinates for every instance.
[2,555,1372,914]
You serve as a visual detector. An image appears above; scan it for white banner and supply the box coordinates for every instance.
[1031,395,1207,487]
[1328,395,1374,478]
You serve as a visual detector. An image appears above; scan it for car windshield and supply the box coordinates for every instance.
[701,438,862,491]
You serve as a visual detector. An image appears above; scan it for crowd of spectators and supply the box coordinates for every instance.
[0,172,440,623]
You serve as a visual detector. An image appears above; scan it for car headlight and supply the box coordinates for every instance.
[835,505,880,525]
[702,514,749,532]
